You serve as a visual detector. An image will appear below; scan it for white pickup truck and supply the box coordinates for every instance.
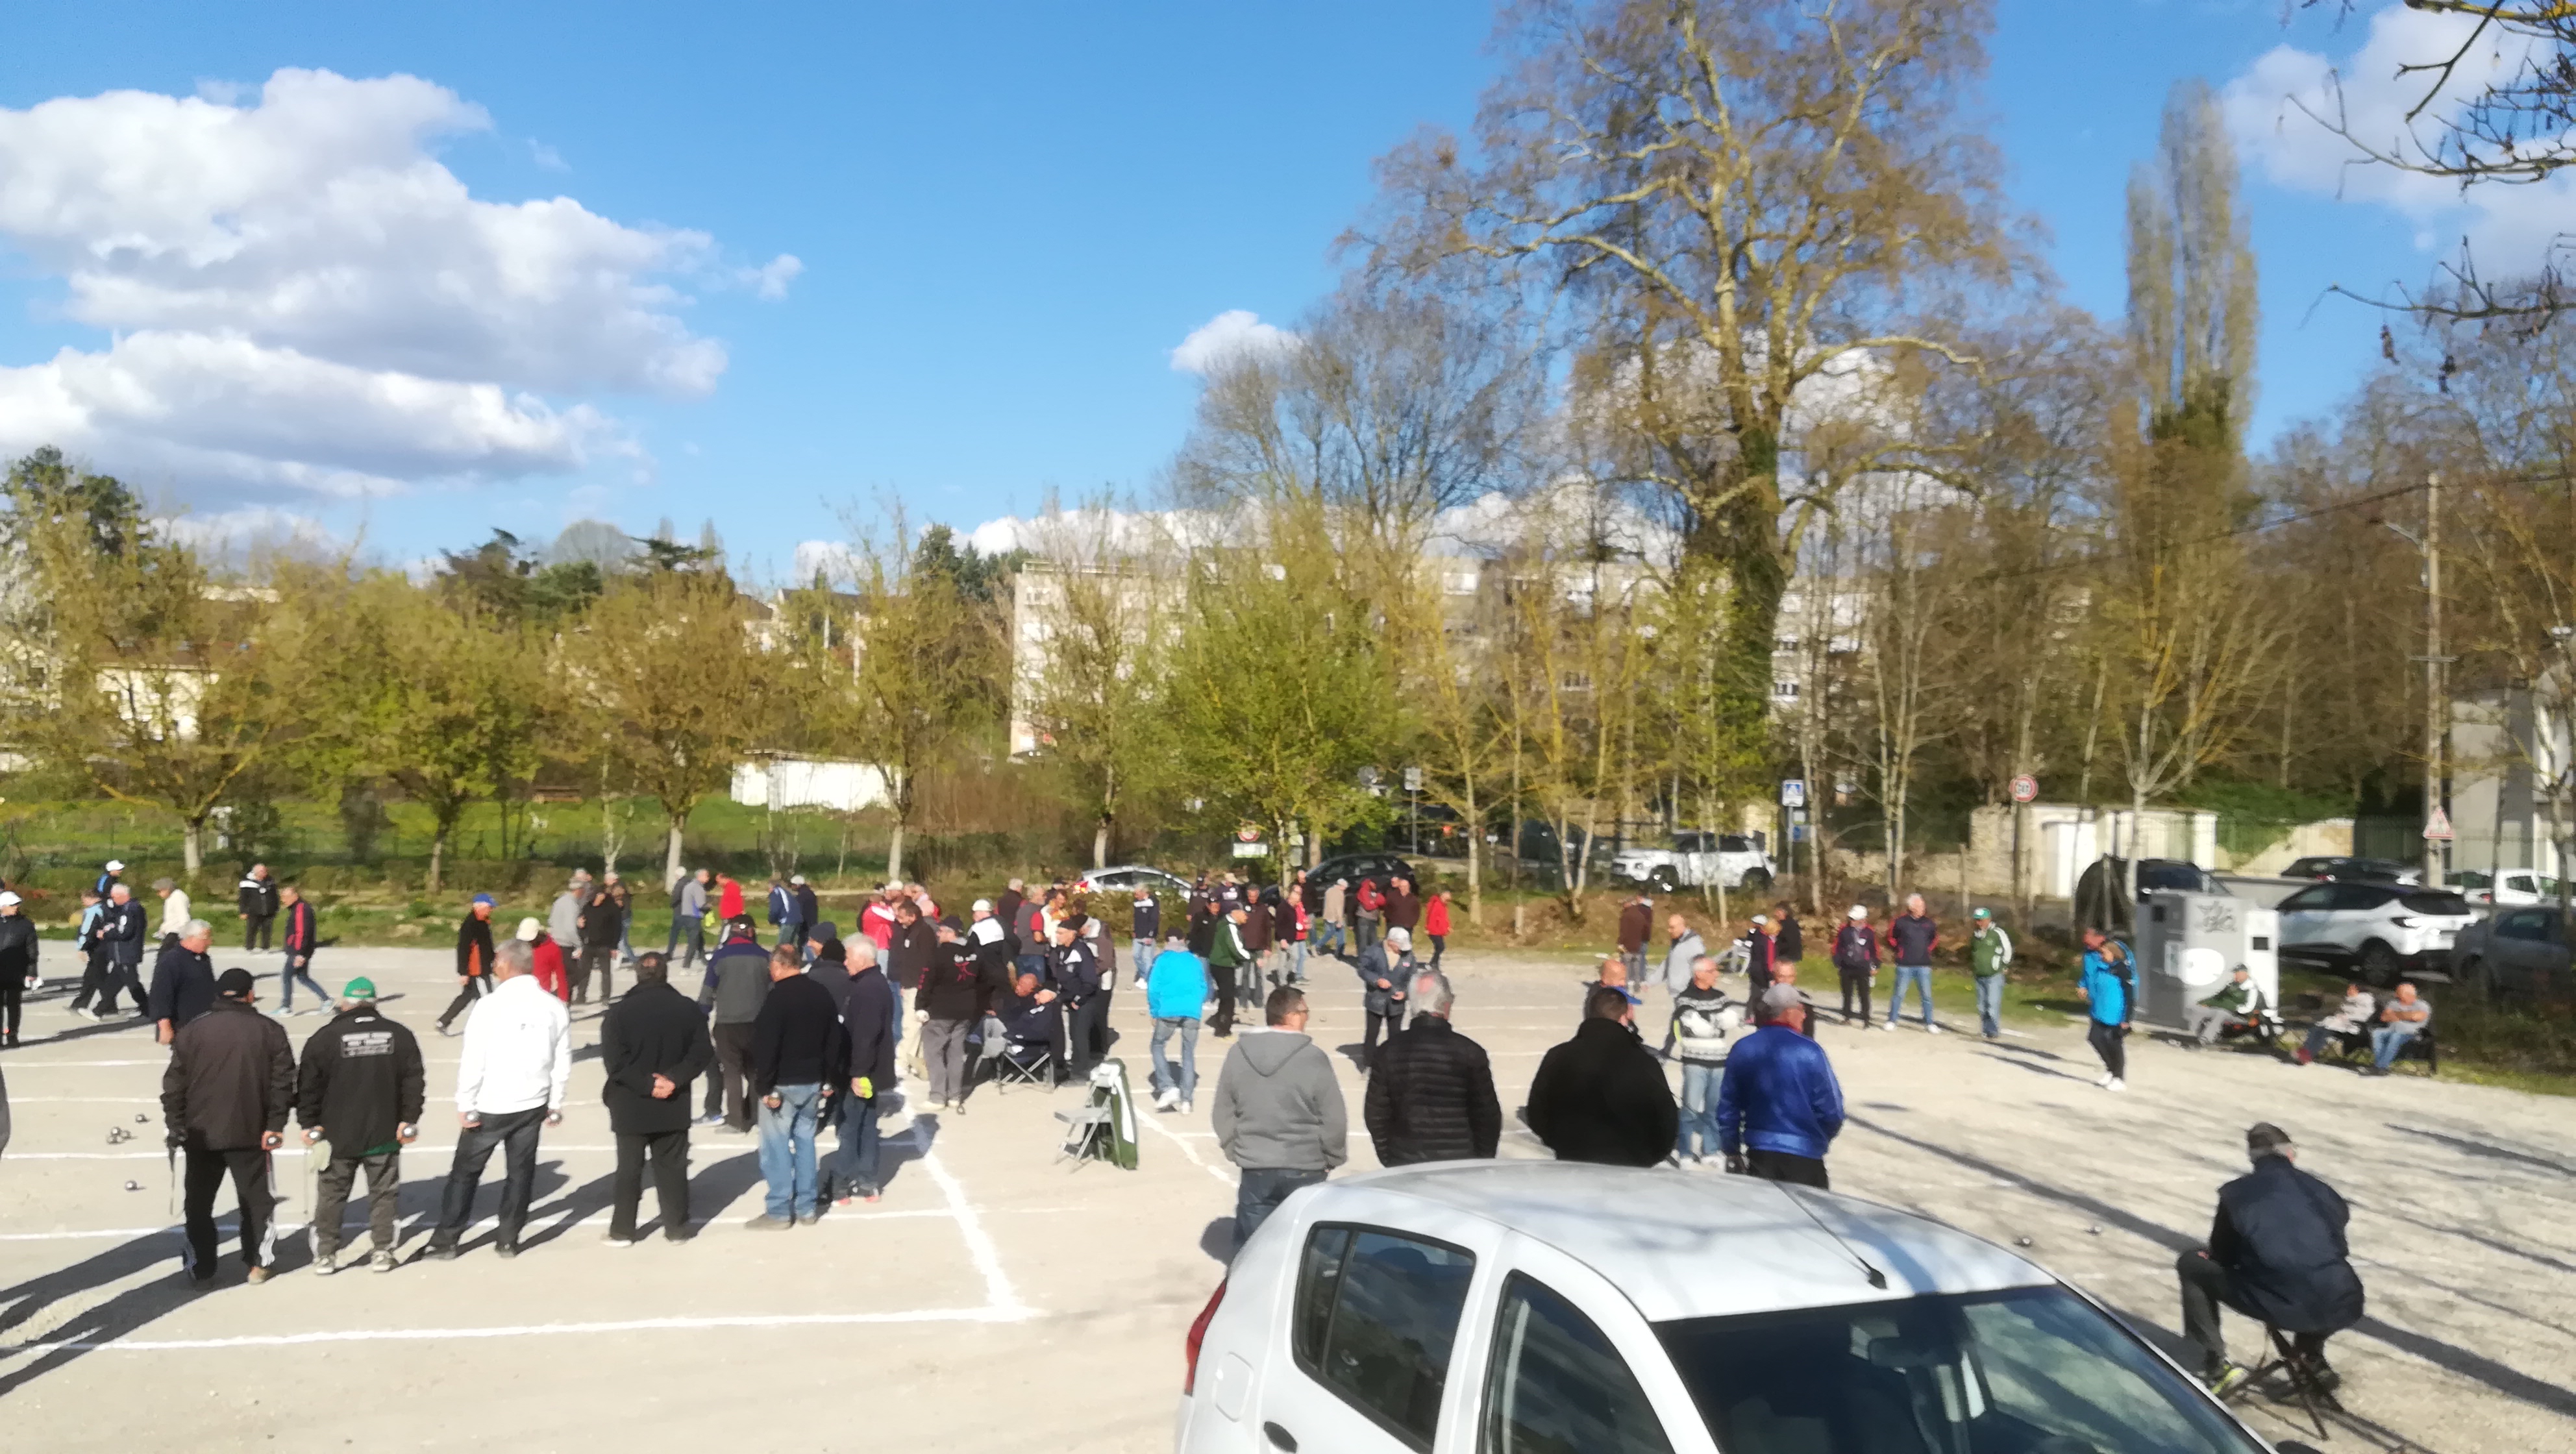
[1608,830,1776,893]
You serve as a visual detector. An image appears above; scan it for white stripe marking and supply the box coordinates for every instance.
[1133,1113,1233,1186]
[919,1147,1028,1316]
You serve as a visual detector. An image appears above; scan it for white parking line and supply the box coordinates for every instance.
[33,1305,1032,1352]
[920,1148,1028,1316]
[1133,1113,1232,1187]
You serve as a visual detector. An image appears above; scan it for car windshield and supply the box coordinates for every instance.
[2399,892,2473,917]
[1657,1286,2264,1454]
[2138,863,2203,890]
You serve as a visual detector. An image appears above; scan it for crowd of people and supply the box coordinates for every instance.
[9,852,2377,1400]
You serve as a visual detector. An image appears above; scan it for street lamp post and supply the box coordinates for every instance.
[2381,473,2451,885]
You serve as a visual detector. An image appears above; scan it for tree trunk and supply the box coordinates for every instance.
[1463,782,1483,926]
[1092,820,1111,870]
[665,819,686,891]
[182,819,204,878]
[887,819,908,883]
[429,824,449,894]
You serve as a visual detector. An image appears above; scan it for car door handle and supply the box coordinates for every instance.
[1263,1422,1298,1451]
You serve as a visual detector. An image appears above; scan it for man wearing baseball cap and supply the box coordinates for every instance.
[162,968,294,1285]
[1829,904,1880,1026]
[2179,1122,2364,1396]
[93,859,125,900]
[1969,907,2014,1041]
[0,891,38,1048]
[296,978,425,1274]
[440,893,499,1036]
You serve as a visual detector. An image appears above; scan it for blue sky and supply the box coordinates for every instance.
[0,1,2508,580]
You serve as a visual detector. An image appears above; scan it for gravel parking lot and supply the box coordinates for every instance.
[1,946,2568,1452]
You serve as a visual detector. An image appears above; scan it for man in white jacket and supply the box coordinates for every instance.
[423,939,571,1260]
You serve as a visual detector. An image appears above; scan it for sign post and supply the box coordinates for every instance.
[2008,776,2038,923]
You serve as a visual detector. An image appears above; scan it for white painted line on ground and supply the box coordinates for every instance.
[1133,1112,1233,1187]
[23,1305,1032,1353]
[918,1147,1029,1318]
[0,1205,1063,1244]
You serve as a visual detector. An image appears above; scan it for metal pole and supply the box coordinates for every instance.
[2425,472,2444,886]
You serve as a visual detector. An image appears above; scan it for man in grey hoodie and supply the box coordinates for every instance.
[1211,985,1346,1254]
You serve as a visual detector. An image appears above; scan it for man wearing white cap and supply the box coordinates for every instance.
[0,891,38,1047]
[93,859,125,900]
[1829,904,1880,1027]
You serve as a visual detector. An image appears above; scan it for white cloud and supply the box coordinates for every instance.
[740,254,804,301]
[793,539,861,584]
[159,504,340,556]
[0,68,782,504]
[2223,4,2575,278]
[1169,308,1296,375]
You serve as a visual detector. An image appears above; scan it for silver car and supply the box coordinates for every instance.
[2271,881,2478,985]
[2450,904,2569,1004]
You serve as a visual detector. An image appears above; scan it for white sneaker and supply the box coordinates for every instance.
[1152,1087,1178,1110]
[2105,1077,2126,1092]
[1178,1100,1193,1115]
[2094,1072,2114,1088]
[1924,1023,1942,1035]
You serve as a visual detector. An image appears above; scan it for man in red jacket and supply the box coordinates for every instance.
[277,884,331,1015]
[1423,889,1453,972]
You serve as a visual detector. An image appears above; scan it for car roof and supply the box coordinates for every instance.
[1331,1162,2052,1324]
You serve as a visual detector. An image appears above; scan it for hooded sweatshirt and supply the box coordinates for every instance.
[1211,1029,1348,1172]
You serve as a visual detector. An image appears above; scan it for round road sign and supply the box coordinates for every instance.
[2009,774,2038,804]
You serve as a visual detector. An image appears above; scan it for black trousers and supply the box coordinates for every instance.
[2177,1248,2328,1374]
[182,1142,275,1276]
[432,1106,545,1249]
[1067,994,1108,1075]
[84,953,146,1015]
[1363,1008,1399,1061]
[314,1150,401,1256]
[243,913,274,950]
[1839,968,1872,1022]
[2088,1020,2128,1079]
[1745,1149,1830,1189]
[0,973,21,1039]
[710,1022,757,1128]
[574,946,616,1004]
[612,1129,692,1239]
[437,975,488,1030]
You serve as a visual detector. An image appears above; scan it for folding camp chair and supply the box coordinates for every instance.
[2221,1324,2339,1440]
[1054,1059,1140,1170]
[991,1042,1057,1092]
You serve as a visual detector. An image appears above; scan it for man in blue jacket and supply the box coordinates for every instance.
[1145,933,1206,1112]
[2078,926,2135,1091]
[1716,984,1846,1189]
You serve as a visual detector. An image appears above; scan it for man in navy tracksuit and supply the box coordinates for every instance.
[1717,985,1846,1189]
[1884,894,1940,1032]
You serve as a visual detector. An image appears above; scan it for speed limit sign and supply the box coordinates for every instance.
[2009,774,2038,804]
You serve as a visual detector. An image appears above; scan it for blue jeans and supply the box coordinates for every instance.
[2372,1024,2421,1069]
[278,952,330,1010]
[1151,1017,1200,1101]
[1133,938,1156,983]
[1286,941,1307,983]
[1676,1062,1722,1157]
[828,1094,883,1198]
[1974,974,2005,1037]
[1888,965,1935,1026]
[1235,1166,1326,1253]
[1315,920,1346,956]
[757,1083,823,1218]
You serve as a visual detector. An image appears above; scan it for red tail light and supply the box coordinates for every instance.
[1183,1278,1228,1394]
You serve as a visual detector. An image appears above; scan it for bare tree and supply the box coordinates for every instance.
[1370,0,2017,756]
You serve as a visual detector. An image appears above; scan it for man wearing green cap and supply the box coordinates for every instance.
[1968,907,2013,1041]
[295,976,426,1274]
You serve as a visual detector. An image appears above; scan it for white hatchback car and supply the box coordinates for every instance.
[1177,1163,2307,1454]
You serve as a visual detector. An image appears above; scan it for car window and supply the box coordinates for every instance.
[2399,892,2473,917]
[2330,884,2395,911]
[2285,858,2325,877]
[1717,835,1753,854]
[1296,1224,1479,1450]
[2454,870,2494,891]
[1481,1274,1672,1454]
[1657,1287,2264,1454]
[2277,887,2336,913]
[2496,909,2555,943]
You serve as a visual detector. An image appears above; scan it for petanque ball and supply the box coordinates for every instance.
[2014,1237,2033,1247]
[135,1113,149,1124]
[124,1180,141,1192]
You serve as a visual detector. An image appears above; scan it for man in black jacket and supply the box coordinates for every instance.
[1363,971,1501,1165]
[237,863,280,951]
[101,883,151,1021]
[1526,986,1679,1167]
[917,917,990,1112]
[296,977,425,1274]
[1050,915,1107,1077]
[747,946,846,1227]
[2180,1122,2366,1394]
[574,883,623,1005]
[601,952,714,1244]
[440,894,498,1035]
[0,891,38,1046]
[828,945,900,1205]
[148,920,219,1045]
[163,968,295,1285]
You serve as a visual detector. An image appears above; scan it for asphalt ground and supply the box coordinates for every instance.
[1,945,2568,1453]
